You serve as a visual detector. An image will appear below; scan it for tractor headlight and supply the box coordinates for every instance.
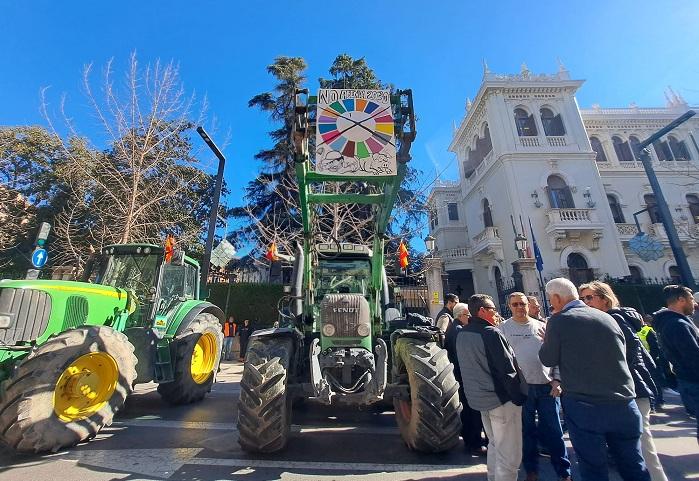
[322,323,336,337]
[143,247,151,254]
[136,247,142,254]
[356,324,370,337]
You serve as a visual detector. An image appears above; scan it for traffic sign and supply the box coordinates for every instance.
[210,240,237,268]
[31,248,48,269]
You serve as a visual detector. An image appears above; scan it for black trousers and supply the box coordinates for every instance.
[459,386,486,449]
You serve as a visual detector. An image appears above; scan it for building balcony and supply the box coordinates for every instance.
[544,208,605,250]
[471,227,504,261]
[547,136,567,147]
[438,246,474,269]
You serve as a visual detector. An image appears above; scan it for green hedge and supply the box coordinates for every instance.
[205,282,284,328]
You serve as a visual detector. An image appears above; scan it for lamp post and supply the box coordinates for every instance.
[424,234,436,255]
[196,126,227,297]
[637,110,696,289]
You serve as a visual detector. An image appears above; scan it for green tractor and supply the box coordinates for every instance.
[237,89,462,453]
[0,243,224,452]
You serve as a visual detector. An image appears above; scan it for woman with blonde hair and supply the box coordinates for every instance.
[579,281,667,481]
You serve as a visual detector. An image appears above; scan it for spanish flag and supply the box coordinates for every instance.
[398,241,409,269]
[164,235,175,263]
[265,242,279,261]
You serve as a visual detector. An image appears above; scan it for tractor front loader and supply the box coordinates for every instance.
[0,243,224,452]
[237,89,462,454]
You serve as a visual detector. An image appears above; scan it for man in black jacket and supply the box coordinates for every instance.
[653,284,699,441]
[457,294,526,481]
[539,278,649,481]
[435,293,458,332]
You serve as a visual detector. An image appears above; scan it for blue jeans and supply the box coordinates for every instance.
[677,379,699,438]
[222,337,234,360]
[562,396,649,481]
[522,384,571,478]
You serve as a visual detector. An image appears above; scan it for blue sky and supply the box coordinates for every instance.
[2,1,698,250]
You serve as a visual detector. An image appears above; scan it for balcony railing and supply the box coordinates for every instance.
[520,137,539,147]
[547,136,566,147]
[439,247,471,259]
[546,208,596,224]
[473,226,500,243]
[471,226,503,259]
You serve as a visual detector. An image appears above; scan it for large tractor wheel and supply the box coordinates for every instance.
[157,313,223,405]
[392,337,462,453]
[237,337,293,453]
[0,326,137,453]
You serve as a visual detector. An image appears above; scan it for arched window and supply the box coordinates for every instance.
[547,175,575,209]
[483,123,493,154]
[607,194,625,223]
[687,194,699,223]
[540,108,565,136]
[644,194,661,224]
[629,135,643,160]
[669,266,681,284]
[653,139,673,161]
[590,137,607,162]
[612,136,634,162]
[514,108,537,137]
[567,253,593,286]
[629,265,643,283]
[483,199,494,227]
[669,135,691,160]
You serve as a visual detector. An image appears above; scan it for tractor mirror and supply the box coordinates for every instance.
[171,248,185,266]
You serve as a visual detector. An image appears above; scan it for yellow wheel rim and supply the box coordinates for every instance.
[191,332,217,384]
[54,352,119,422]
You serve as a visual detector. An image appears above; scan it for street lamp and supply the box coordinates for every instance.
[424,234,436,254]
[514,233,528,259]
[196,126,227,297]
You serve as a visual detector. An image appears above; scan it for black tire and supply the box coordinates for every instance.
[392,337,462,452]
[157,313,224,405]
[0,326,137,453]
[237,337,293,453]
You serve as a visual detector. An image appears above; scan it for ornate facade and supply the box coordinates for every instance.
[428,64,699,305]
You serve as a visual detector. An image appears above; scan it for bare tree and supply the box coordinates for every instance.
[42,53,214,268]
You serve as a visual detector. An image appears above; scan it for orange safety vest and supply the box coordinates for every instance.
[224,322,235,337]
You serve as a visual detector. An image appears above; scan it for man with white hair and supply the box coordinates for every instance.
[539,278,649,481]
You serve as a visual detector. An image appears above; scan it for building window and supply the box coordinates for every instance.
[568,253,593,286]
[540,108,565,136]
[687,194,699,224]
[514,108,537,137]
[429,210,438,230]
[629,135,643,160]
[448,203,459,221]
[546,175,575,209]
[483,199,494,227]
[629,265,643,282]
[669,266,681,284]
[669,135,691,160]
[590,137,607,162]
[612,136,634,162]
[644,194,661,224]
[653,139,673,161]
[607,194,625,223]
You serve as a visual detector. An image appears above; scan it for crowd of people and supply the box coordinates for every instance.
[436,279,699,481]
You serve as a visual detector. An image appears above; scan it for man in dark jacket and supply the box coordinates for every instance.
[457,294,526,481]
[435,293,458,332]
[539,278,649,481]
[445,302,487,455]
[653,285,699,440]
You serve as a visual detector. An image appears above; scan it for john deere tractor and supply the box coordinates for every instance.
[237,89,462,453]
[0,243,224,452]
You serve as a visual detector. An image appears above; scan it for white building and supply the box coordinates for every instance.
[428,63,699,308]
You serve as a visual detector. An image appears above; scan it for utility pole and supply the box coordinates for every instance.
[637,110,696,289]
[196,126,227,297]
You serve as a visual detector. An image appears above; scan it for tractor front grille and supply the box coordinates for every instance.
[320,294,370,337]
[0,288,52,344]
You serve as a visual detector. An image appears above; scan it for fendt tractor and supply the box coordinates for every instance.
[237,88,462,453]
[0,244,224,452]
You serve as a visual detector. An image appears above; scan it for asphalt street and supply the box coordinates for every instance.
[0,361,697,481]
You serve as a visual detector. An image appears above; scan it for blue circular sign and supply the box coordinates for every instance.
[31,248,48,268]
